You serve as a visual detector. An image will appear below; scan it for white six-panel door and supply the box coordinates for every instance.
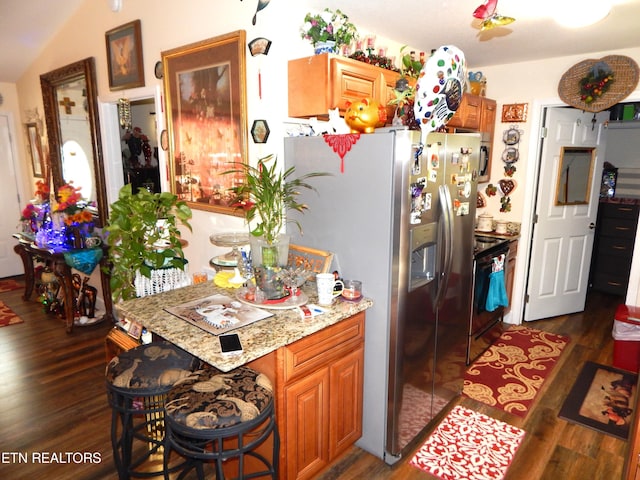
[525,108,609,321]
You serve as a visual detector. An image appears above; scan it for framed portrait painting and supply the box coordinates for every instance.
[26,123,45,178]
[162,30,248,214]
[106,20,145,91]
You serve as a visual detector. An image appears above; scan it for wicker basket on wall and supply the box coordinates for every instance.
[558,55,639,113]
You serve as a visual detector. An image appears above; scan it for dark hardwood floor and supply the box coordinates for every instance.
[0,275,631,479]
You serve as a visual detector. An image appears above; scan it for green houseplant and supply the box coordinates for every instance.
[104,184,192,302]
[225,154,328,298]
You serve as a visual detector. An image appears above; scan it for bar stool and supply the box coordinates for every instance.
[105,340,199,479]
[163,364,279,479]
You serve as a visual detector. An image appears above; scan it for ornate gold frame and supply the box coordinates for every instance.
[162,30,248,215]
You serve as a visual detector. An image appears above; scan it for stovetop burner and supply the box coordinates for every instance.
[474,235,510,257]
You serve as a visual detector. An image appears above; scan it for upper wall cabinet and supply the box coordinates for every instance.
[447,94,497,183]
[447,93,482,130]
[288,53,399,121]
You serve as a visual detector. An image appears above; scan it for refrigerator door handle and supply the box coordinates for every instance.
[435,185,454,308]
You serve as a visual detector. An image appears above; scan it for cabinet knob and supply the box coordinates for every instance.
[589,222,595,230]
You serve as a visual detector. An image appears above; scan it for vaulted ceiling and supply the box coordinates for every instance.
[2,0,639,83]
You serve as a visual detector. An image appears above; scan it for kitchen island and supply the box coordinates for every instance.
[116,282,372,480]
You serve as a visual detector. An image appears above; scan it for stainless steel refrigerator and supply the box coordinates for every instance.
[284,129,480,464]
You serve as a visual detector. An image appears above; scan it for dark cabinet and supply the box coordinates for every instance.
[590,202,639,296]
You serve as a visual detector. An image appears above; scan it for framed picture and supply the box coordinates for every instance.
[105,19,145,91]
[162,30,248,214]
[26,123,44,178]
[127,320,143,340]
[501,103,528,123]
[251,119,270,143]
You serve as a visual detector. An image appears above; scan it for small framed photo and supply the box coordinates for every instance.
[26,123,45,178]
[106,19,145,91]
[501,103,528,123]
[251,119,270,143]
[127,320,143,340]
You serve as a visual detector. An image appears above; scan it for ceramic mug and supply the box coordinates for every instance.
[85,236,102,248]
[316,273,344,305]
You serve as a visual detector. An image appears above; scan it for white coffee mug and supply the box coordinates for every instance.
[85,236,102,248]
[316,273,344,306]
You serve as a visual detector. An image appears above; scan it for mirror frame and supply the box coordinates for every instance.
[40,57,108,227]
[554,146,596,206]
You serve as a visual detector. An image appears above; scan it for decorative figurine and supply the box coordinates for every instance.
[344,97,387,133]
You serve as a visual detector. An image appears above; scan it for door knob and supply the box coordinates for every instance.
[589,222,595,230]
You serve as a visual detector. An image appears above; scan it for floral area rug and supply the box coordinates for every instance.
[409,405,525,480]
[463,325,570,417]
[0,279,23,293]
[0,301,24,327]
[559,361,637,440]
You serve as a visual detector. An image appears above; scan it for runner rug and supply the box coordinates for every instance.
[0,301,24,327]
[559,361,637,440]
[0,279,23,293]
[463,325,570,417]
[409,405,525,480]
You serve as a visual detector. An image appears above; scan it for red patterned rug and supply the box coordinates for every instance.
[463,325,570,417]
[0,279,23,293]
[0,301,23,327]
[409,405,525,480]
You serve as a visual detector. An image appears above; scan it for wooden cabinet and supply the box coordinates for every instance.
[590,202,639,296]
[104,327,140,362]
[624,375,640,479]
[279,312,364,480]
[288,53,399,121]
[478,97,496,183]
[505,239,518,313]
[447,93,482,130]
[446,94,496,182]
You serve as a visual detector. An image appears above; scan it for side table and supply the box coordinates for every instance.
[12,235,113,333]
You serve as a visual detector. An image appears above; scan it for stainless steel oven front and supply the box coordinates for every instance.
[468,237,510,364]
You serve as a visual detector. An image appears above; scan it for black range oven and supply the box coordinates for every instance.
[467,236,511,364]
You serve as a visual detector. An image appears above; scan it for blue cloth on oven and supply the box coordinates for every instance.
[485,269,508,312]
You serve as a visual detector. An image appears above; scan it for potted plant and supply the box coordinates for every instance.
[300,8,359,54]
[104,184,192,302]
[225,154,328,299]
[389,46,423,129]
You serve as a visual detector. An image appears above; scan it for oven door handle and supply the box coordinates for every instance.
[435,185,453,309]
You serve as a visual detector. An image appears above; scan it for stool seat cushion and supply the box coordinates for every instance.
[165,364,273,431]
[106,340,198,393]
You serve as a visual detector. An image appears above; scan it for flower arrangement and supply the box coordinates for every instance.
[54,183,93,226]
[19,180,50,231]
[300,8,358,48]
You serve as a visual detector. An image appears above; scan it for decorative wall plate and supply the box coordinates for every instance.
[502,147,519,164]
[503,128,520,145]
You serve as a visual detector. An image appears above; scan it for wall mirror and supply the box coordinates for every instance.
[40,57,108,226]
[555,146,596,205]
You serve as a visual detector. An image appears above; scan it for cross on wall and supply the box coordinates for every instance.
[59,96,76,114]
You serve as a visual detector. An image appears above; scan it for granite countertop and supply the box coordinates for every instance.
[115,282,373,372]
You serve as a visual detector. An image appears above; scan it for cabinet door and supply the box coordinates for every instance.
[447,94,481,129]
[329,346,364,459]
[478,98,496,183]
[285,368,330,480]
[332,57,381,112]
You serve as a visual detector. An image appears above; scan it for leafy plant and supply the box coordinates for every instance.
[224,154,329,246]
[104,184,192,302]
[399,46,423,79]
